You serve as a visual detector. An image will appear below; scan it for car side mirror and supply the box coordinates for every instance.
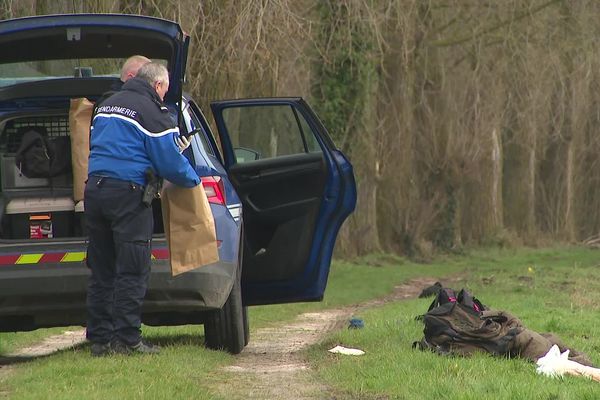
[234,147,260,163]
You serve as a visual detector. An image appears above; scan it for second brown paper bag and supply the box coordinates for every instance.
[69,98,94,201]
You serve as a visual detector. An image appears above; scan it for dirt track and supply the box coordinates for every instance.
[209,277,442,399]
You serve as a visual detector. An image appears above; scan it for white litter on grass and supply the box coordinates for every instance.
[536,345,600,382]
[328,345,365,356]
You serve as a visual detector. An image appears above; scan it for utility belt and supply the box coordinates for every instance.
[89,168,161,207]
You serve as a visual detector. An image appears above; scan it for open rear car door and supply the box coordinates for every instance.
[210,98,356,305]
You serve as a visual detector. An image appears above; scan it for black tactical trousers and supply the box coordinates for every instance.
[84,176,153,345]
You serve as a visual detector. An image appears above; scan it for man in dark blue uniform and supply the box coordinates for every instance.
[85,62,201,356]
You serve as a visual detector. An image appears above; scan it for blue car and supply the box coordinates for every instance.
[0,14,356,354]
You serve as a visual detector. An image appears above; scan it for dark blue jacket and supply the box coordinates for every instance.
[88,78,201,187]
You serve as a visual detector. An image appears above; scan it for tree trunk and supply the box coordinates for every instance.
[491,128,503,228]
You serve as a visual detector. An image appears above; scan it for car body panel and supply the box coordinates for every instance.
[0,257,236,331]
[0,236,236,332]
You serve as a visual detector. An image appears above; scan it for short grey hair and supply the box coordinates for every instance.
[120,55,151,81]
[136,62,169,87]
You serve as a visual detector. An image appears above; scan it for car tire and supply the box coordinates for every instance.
[204,228,246,354]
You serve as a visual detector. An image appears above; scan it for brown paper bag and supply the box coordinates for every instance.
[161,182,219,276]
[69,98,94,201]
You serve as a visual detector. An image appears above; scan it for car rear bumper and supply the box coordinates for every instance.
[0,259,235,332]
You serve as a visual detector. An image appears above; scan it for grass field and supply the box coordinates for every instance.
[1,246,599,399]
[308,247,600,400]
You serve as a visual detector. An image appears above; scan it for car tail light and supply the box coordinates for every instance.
[201,176,226,205]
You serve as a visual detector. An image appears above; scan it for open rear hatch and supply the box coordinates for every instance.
[0,13,188,103]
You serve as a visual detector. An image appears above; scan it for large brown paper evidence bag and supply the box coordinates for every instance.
[161,181,219,276]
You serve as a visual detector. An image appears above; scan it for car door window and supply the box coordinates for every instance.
[297,111,322,153]
[221,105,322,164]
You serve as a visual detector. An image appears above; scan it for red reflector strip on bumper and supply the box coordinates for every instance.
[0,254,20,264]
[39,252,65,263]
[151,248,169,260]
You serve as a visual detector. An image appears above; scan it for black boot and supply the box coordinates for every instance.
[90,342,112,357]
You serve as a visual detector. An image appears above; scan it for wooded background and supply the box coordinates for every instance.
[3,0,600,258]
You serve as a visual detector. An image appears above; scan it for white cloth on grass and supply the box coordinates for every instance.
[328,345,365,356]
[536,345,600,382]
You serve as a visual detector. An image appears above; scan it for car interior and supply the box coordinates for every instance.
[0,78,180,241]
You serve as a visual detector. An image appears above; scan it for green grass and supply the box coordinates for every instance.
[248,252,461,327]
[308,246,600,400]
[1,326,230,400]
[2,246,600,399]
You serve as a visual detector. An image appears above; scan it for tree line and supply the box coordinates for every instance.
[3,0,600,259]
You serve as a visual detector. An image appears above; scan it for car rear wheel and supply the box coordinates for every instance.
[204,230,246,354]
